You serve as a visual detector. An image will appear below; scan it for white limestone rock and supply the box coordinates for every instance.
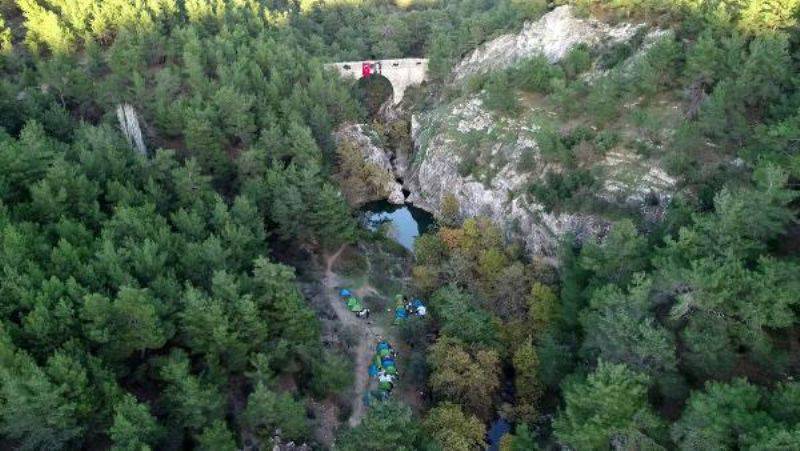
[453,5,643,81]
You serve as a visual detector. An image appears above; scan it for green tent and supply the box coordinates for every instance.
[346,296,364,312]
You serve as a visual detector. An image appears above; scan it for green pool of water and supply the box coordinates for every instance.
[361,200,434,250]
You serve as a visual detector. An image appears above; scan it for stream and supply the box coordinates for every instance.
[360,200,434,250]
[487,418,512,450]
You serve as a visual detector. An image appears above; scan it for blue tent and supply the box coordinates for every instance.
[412,299,425,309]
[381,357,395,367]
[394,306,408,320]
[368,363,379,377]
[376,341,391,352]
[339,288,352,298]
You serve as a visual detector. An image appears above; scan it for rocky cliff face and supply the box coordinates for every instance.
[406,97,602,258]
[453,5,642,80]
[405,94,676,256]
[404,6,676,257]
[333,123,405,206]
[334,6,678,257]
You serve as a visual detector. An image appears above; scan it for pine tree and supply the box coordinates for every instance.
[160,351,225,432]
[242,383,310,443]
[337,400,427,451]
[308,183,357,250]
[553,361,665,449]
[82,287,169,361]
[197,420,237,451]
[0,349,94,450]
[109,394,162,451]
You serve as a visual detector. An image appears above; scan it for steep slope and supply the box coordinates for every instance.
[404,6,679,257]
[453,5,641,80]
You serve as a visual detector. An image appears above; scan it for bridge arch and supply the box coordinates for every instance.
[325,58,428,105]
[354,73,394,117]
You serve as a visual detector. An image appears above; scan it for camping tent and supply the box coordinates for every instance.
[376,341,391,353]
[346,296,364,312]
[381,357,395,369]
[394,306,408,322]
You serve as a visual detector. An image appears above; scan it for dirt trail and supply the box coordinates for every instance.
[323,246,386,427]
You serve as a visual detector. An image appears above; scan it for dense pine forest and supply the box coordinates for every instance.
[1,0,799,450]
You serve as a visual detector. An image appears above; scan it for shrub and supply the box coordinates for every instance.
[415,233,448,265]
[308,352,352,398]
[562,44,593,79]
[535,127,572,165]
[563,125,595,148]
[593,129,620,153]
[510,0,548,20]
[585,75,624,125]
[517,147,538,172]
[510,55,565,93]
[482,72,519,113]
[439,193,462,227]
[550,78,590,116]
[457,147,480,177]
[529,170,597,212]
[464,72,489,94]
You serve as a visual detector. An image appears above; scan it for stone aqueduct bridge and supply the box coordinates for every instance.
[325,58,429,104]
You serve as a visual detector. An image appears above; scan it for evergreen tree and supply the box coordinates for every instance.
[553,361,666,450]
[82,287,169,361]
[580,276,677,378]
[337,401,427,451]
[109,394,162,451]
[0,348,96,450]
[197,420,238,451]
[242,383,310,443]
[160,351,225,432]
[672,379,772,449]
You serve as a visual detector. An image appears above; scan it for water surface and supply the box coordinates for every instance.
[361,200,434,250]
[487,418,512,450]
